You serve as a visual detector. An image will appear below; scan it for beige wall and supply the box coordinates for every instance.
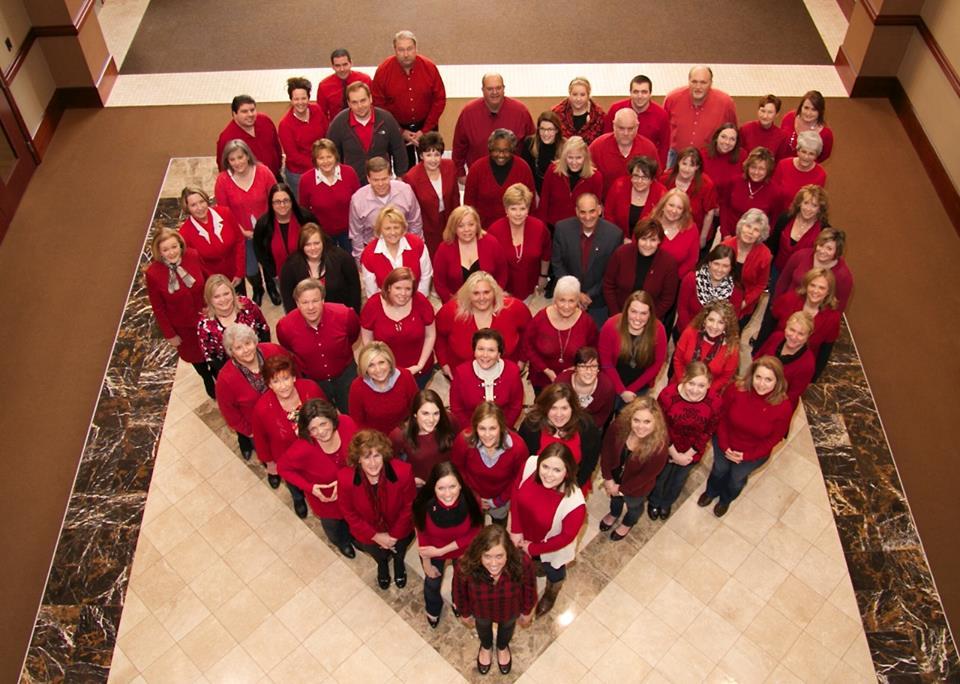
[9,44,55,135]
[0,0,32,75]
[897,1,960,192]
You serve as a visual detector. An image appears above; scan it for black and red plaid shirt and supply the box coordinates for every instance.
[452,553,538,622]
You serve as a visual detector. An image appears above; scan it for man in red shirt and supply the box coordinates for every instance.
[216,95,283,179]
[276,279,360,413]
[664,65,738,169]
[372,30,446,170]
[452,73,535,178]
[588,109,659,198]
[317,48,373,122]
[603,75,670,167]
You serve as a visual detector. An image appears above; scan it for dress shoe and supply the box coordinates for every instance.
[240,447,253,461]
[451,604,461,618]
[647,505,661,520]
[267,474,282,489]
[293,498,308,519]
[697,492,714,507]
[427,614,440,629]
[713,501,730,517]
[660,505,672,520]
[265,277,282,306]
[610,526,631,542]
[376,562,391,590]
[477,648,492,675]
[598,516,616,532]
[337,543,356,559]
[498,647,512,675]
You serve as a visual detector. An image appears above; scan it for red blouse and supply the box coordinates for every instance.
[214,163,276,232]
[660,172,719,236]
[522,309,598,389]
[769,291,841,354]
[700,147,746,198]
[179,207,245,281]
[463,157,536,228]
[719,178,783,239]
[486,216,552,301]
[297,165,361,237]
[251,379,326,464]
[431,234,509,303]
[780,112,834,162]
[360,292,435,376]
[597,317,667,394]
[434,296,532,371]
[773,158,826,207]
[659,224,700,279]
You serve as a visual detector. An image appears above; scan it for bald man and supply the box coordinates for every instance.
[587,109,659,198]
[451,73,535,177]
[663,66,737,167]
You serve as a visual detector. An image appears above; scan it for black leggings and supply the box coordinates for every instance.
[475,617,517,651]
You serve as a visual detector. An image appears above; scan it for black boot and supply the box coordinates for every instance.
[247,274,265,306]
[264,277,282,306]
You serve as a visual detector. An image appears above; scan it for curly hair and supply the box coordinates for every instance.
[689,300,740,351]
[614,395,668,465]
[458,524,525,584]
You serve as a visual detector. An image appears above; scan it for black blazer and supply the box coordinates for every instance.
[279,245,361,314]
[551,217,622,305]
[252,208,318,279]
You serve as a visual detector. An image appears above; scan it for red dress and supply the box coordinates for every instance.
[144,249,207,363]
[604,176,667,239]
[251,379,326,464]
[179,207,245,281]
[215,343,288,438]
[278,415,357,518]
[486,216,551,300]
[402,160,460,257]
[214,163,277,233]
[431,234,509,303]
[360,293,435,379]
[522,309,598,389]
[434,296,532,372]
[536,164,604,227]
[463,157,536,228]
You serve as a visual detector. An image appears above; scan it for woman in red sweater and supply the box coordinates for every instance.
[435,271,531,376]
[675,244,743,337]
[776,228,853,313]
[359,206,433,298]
[738,94,789,161]
[537,136,604,228]
[773,131,826,207]
[718,146,782,241]
[523,276,599,394]
[698,356,793,516]
[277,77,329,200]
[402,132,460,257]
[432,206,508,302]
[660,146,719,249]
[599,395,669,540]
[722,207,773,326]
[144,229,213,396]
[450,329,524,428]
[178,187,244,287]
[767,184,828,287]
[486,183,551,300]
[671,300,740,393]
[604,155,666,239]
[756,312,816,408]
[454,525,537,675]
[648,189,699,280]
[252,354,325,515]
[451,402,528,524]
[700,123,745,201]
[648,362,722,519]
[338,430,416,589]
[464,129,536,228]
[390,389,458,487]
[509,443,586,616]
[278,399,357,558]
[413,462,483,628]
[360,266,436,388]
[347,341,419,434]
[781,90,834,162]
[297,138,360,253]
[598,290,667,405]
[556,347,617,431]
[603,218,680,319]
[216,324,287,459]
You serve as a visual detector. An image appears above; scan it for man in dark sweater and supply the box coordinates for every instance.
[326,81,408,183]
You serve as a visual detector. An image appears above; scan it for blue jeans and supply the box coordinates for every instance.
[244,238,259,277]
[609,493,646,526]
[705,435,767,504]
[284,169,302,201]
[423,558,446,617]
[648,461,695,509]
[330,232,352,254]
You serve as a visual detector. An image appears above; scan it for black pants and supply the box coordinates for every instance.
[354,532,415,566]
[317,362,358,414]
[191,362,217,399]
[320,517,351,547]
[402,120,425,168]
[237,432,253,454]
[476,616,517,651]
[424,558,446,617]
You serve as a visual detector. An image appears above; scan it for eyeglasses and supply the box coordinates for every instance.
[631,174,650,182]
[539,126,557,133]
[272,198,292,205]
[576,364,600,372]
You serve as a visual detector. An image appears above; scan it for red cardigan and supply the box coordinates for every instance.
[278,104,330,174]
[719,178,783,240]
[215,343,288,437]
[431,233,509,303]
[450,429,528,506]
[604,176,667,239]
[716,385,793,462]
[251,379,325,464]
[277,415,357,518]
[602,243,679,318]
[144,249,207,363]
[536,163,604,226]
[674,270,744,334]
[337,459,416,544]
[348,368,419,434]
[178,207,245,281]
[721,237,771,316]
[402,159,460,257]
[600,428,669,497]
[449,359,524,428]
[657,381,722,461]
[486,216,552,301]
[671,326,739,393]
[521,309,598,389]
[598,316,667,394]
[464,157,536,228]
[769,291,841,354]
[434,296,531,371]
[297,165,361,237]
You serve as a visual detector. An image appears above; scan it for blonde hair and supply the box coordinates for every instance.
[442,205,485,243]
[614,395,667,464]
[568,77,592,95]
[203,274,238,318]
[374,205,408,237]
[650,188,693,230]
[797,267,838,310]
[148,228,185,263]
[502,182,533,209]
[739,356,788,405]
[455,271,506,322]
[357,341,396,378]
[784,311,815,336]
[554,136,595,178]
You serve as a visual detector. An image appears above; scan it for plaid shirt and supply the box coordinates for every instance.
[452,554,537,623]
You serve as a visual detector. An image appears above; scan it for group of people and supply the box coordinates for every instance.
[146,34,853,674]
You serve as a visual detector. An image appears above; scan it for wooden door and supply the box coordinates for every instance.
[0,81,38,243]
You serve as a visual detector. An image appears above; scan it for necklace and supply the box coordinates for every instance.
[675,178,691,192]
[746,180,764,199]
[513,241,523,263]
[557,325,574,363]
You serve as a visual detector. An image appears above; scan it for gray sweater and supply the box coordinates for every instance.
[326,106,409,182]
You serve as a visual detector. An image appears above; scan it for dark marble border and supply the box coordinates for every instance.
[20,177,960,682]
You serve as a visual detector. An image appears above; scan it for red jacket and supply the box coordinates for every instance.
[337,459,416,544]
[431,233,509,303]
[463,157,536,229]
[602,243,679,318]
[449,359,524,428]
[451,429,528,506]
[251,379,325,464]
[604,176,666,239]
[671,326,739,393]
[178,207,245,281]
[144,248,207,363]
[721,237,771,316]
[215,343,288,436]
[598,316,667,394]
[348,369,419,434]
[537,163,604,227]
[600,428,669,497]
[716,385,793,462]
[402,159,460,256]
[756,333,815,408]
[278,415,357,518]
